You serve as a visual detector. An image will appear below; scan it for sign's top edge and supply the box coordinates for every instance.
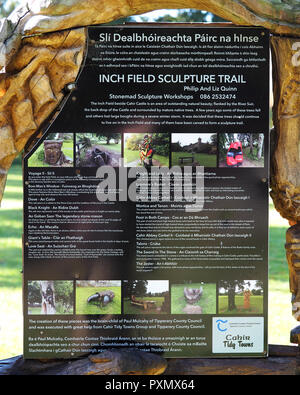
[88,23,270,31]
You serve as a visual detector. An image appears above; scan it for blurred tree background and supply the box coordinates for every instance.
[153,9,225,22]
[0,1,293,359]
[0,0,19,17]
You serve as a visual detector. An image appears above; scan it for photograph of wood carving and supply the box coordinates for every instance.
[75,133,121,167]
[218,280,264,314]
[218,133,264,168]
[124,133,170,167]
[75,280,121,315]
[123,280,170,314]
[27,280,74,315]
[27,133,74,167]
[171,282,216,314]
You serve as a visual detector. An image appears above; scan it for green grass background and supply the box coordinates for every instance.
[218,295,264,314]
[28,304,73,315]
[0,162,295,358]
[100,143,121,153]
[28,140,73,167]
[75,286,121,315]
[171,152,217,167]
[171,283,216,314]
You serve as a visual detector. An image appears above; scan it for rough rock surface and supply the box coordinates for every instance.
[1,349,168,375]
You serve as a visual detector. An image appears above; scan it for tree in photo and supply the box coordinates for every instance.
[54,281,74,313]
[123,280,148,298]
[40,281,56,315]
[76,133,121,167]
[257,133,264,160]
[219,280,246,311]
[219,280,264,313]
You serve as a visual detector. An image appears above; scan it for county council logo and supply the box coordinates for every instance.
[216,319,228,332]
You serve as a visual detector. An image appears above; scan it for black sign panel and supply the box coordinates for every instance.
[23,25,269,358]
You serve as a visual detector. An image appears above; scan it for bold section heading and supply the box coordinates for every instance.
[98,32,261,44]
[99,74,247,84]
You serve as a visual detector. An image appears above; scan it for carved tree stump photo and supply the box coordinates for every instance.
[40,281,56,315]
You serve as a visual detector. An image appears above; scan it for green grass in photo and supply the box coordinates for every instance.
[123,296,165,314]
[28,303,72,315]
[76,286,121,315]
[28,140,73,167]
[218,294,264,314]
[171,152,217,167]
[101,143,121,153]
[171,283,216,314]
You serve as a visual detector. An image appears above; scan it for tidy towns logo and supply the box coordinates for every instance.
[212,317,264,353]
[222,333,254,350]
[95,161,204,213]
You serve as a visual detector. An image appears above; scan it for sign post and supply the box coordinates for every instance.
[23,24,269,359]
